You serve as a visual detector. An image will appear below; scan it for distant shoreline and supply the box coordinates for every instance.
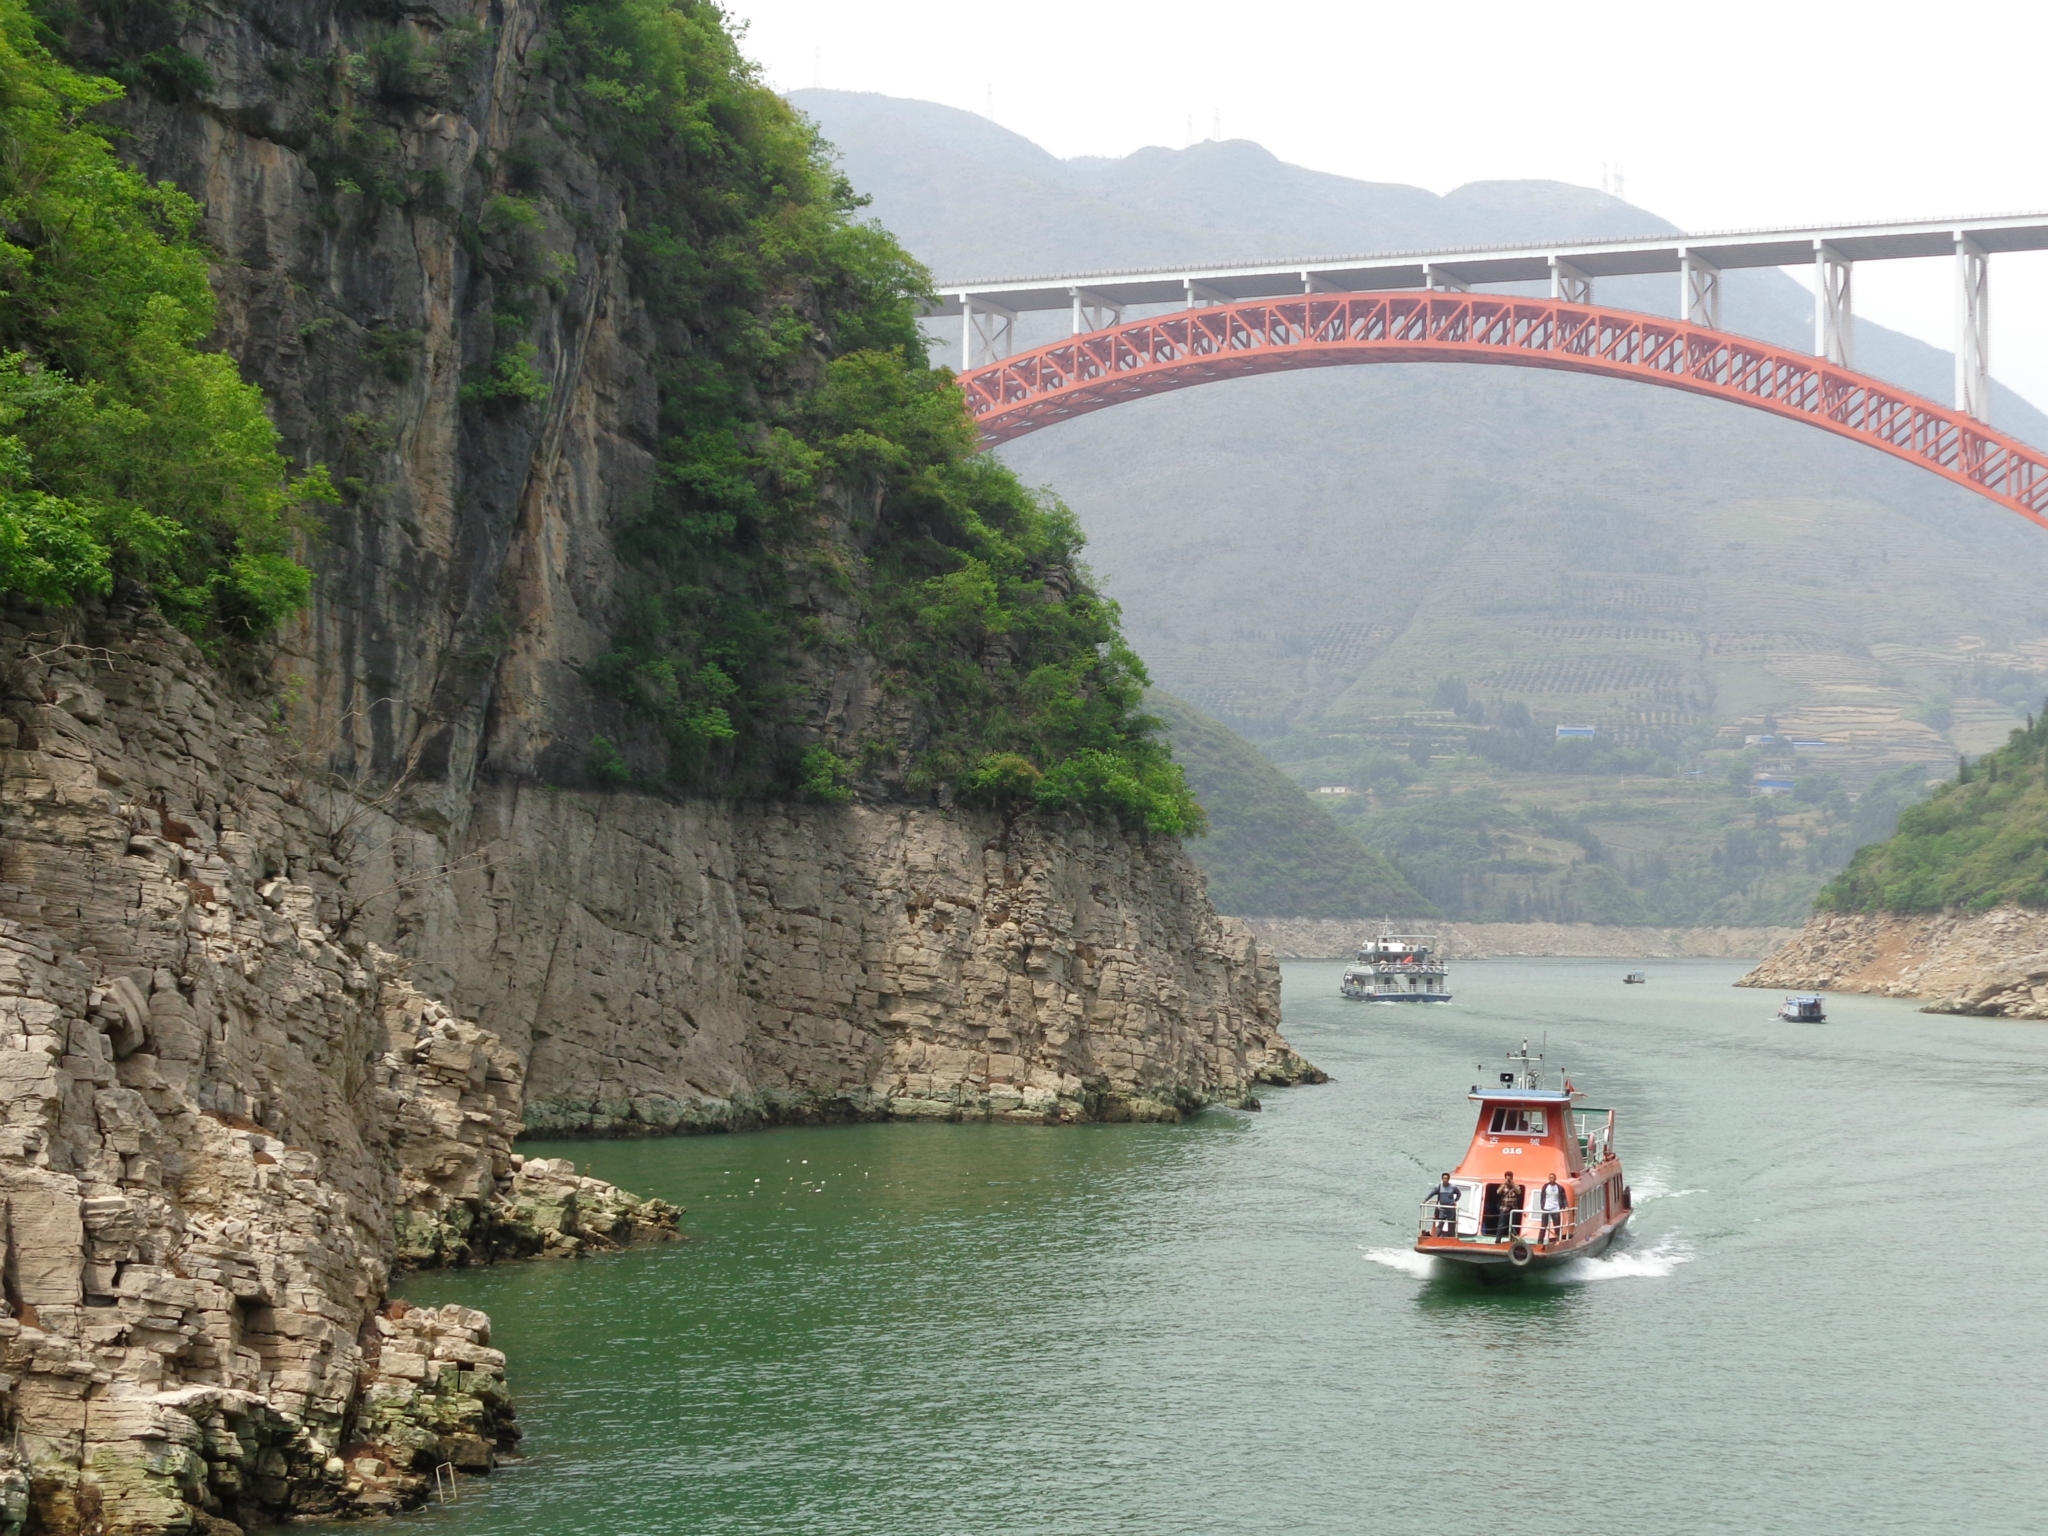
[1240,918,1799,962]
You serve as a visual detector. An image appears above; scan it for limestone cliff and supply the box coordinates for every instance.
[0,608,678,1530]
[69,0,1295,1132]
[1739,906,2048,1017]
[0,0,1303,1528]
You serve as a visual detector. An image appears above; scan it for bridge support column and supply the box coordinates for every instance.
[961,297,1017,369]
[1955,235,1990,422]
[1423,263,1470,293]
[1814,242,1853,367]
[1069,287,1124,336]
[1184,278,1230,308]
[1679,249,1721,329]
[1549,256,1592,305]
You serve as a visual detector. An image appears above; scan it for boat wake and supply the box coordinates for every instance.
[1360,1246,1439,1277]
[1358,1238,1692,1283]
[1552,1238,1693,1282]
[1628,1173,1706,1203]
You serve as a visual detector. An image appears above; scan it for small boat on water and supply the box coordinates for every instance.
[1622,971,1647,984]
[1779,994,1826,1022]
[1341,926,1451,1003]
[1414,1041,1631,1272]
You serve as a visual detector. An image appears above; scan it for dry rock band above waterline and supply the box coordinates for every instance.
[1245,919,1797,962]
[1740,906,2048,1017]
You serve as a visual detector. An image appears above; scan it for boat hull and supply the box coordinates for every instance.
[1343,990,1453,1003]
[1415,1212,1630,1271]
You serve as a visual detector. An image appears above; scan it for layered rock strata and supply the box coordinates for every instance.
[0,604,1295,1530]
[0,611,675,1531]
[1740,906,2048,1016]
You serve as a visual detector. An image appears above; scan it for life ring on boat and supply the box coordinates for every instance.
[1622,1186,1633,1211]
[1508,1240,1533,1268]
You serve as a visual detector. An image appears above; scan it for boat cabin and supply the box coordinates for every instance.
[1432,1085,1625,1243]
[1341,927,1452,1002]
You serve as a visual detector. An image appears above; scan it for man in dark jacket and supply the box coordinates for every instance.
[1495,1173,1524,1240]
[1427,1174,1460,1236]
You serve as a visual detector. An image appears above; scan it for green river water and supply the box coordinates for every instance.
[395,959,2048,1534]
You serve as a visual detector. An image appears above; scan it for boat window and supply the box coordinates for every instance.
[1488,1107,1547,1135]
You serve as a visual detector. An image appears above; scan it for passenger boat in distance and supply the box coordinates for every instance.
[1622,971,1647,984]
[1340,926,1451,1002]
[1779,994,1826,1022]
[1414,1041,1631,1272]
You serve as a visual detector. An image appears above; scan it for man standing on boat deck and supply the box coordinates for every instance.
[1496,1173,1525,1240]
[1428,1174,1460,1236]
[1538,1174,1566,1245]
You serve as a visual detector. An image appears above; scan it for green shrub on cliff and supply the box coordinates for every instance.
[556,0,1198,831]
[0,0,328,633]
[1815,725,2046,912]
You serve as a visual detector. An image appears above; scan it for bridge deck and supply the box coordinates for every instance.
[928,210,2048,317]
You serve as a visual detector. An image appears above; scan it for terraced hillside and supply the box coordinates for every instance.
[793,89,2048,921]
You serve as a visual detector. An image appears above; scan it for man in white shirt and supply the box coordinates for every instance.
[1537,1174,1567,1244]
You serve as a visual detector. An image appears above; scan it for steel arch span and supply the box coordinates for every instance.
[956,292,2048,531]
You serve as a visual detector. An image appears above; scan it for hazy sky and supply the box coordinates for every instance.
[733,0,2048,413]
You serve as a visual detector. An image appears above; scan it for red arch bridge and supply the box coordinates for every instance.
[940,213,2048,529]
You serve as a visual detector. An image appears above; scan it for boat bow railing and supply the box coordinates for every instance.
[1416,1196,1617,1246]
[1573,1109,1616,1165]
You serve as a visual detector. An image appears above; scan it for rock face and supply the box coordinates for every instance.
[0,612,677,1530]
[82,0,1293,1133]
[1740,907,2048,1016]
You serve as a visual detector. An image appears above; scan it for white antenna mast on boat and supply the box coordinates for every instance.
[1504,1038,1544,1089]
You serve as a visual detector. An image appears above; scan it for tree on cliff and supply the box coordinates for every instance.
[0,0,331,635]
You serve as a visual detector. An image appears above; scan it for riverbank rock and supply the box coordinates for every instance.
[345,1303,518,1509]
[0,611,691,1531]
[1741,907,2048,1016]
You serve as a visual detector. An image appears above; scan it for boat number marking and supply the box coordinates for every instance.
[1502,1147,1523,1154]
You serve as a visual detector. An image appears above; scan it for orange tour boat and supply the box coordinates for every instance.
[1414,1041,1631,1272]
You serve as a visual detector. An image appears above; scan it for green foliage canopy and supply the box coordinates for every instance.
[559,0,1195,831]
[1816,720,2048,912]
[0,0,327,632]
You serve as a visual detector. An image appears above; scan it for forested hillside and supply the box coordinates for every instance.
[1153,693,1426,917]
[1818,717,2048,912]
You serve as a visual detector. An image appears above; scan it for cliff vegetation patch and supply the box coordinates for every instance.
[546,0,1199,832]
[0,0,330,636]
[1817,711,2048,913]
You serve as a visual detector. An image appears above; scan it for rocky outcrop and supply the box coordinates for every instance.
[383,788,1303,1134]
[0,610,678,1531]
[1244,919,1796,962]
[1740,906,2048,1016]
